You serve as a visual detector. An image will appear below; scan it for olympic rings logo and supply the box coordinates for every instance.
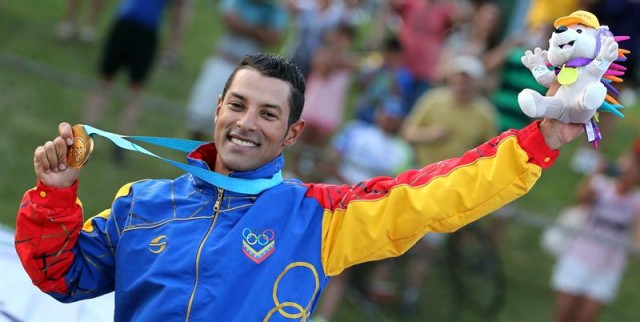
[243,228,275,246]
[263,262,320,321]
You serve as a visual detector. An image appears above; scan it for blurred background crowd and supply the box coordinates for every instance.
[1,0,639,321]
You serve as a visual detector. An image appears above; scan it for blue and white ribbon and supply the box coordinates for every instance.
[83,125,283,194]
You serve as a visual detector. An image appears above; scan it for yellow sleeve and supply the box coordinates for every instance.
[317,122,556,276]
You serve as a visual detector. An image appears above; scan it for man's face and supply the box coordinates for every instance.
[213,69,304,173]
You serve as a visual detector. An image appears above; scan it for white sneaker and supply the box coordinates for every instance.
[619,87,638,108]
[56,21,74,40]
[79,26,96,43]
[570,146,602,174]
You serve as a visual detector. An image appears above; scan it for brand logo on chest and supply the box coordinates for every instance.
[149,235,168,254]
[242,228,275,264]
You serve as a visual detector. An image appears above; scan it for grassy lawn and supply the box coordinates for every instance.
[1,1,639,321]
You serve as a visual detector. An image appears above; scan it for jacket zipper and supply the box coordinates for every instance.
[185,187,224,322]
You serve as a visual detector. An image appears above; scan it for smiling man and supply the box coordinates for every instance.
[213,66,304,173]
[16,54,585,321]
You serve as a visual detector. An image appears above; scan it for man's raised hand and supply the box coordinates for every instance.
[33,122,80,188]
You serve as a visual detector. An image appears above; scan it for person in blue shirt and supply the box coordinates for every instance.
[84,0,188,162]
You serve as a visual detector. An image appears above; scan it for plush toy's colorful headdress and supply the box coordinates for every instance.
[598,35,630,119]
[553,10,631,147]
[588,34,630,147]
[584,33,628,145]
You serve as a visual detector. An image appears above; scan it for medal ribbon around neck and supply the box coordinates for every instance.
[69,124,283,194]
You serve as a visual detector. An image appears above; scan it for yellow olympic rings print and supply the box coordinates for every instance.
[263,262,320,321]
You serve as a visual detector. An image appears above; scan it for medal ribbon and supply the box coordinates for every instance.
[82,125,283,194]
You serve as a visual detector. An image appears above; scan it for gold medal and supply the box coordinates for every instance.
[557,65,578,85]
[67,124,94,168]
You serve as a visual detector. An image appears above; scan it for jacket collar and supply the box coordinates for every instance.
[186,142,284,183]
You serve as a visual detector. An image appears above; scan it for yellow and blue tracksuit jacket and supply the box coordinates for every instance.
[15,121,558,321]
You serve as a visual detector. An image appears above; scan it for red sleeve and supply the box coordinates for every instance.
[15,180,83,294]
[306,121,558,210]
[516,120,559,168]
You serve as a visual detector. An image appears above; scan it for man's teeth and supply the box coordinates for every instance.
[230,137,257,147]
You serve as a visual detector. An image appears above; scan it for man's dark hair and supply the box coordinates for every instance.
[221,54,306,126]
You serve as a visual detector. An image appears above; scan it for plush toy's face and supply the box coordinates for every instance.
[547,23,599,66]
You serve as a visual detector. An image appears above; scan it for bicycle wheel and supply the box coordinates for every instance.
[445,223,506,319]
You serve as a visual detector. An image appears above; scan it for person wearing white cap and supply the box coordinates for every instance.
[401,55,498,166]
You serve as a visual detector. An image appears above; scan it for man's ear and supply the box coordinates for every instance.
[214,95,222,123]
[283,119,305,147]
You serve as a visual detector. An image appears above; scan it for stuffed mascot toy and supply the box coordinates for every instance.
[518,10,630,145]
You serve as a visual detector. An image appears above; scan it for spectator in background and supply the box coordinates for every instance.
[185,0,288,141]
[488,24,550,132]
[299,23,356,145]
[401,55,497,165]
[56,0,104,43]
[283,0,347,78]
[551,137,640,322]
[387,0,465,111]
[83,0,188,162]
[354,36,414,124]
[289,23,356,180]
[488,44,541,131]
[311,96,415,322]
[326,96,415,185]
[437,0,504,91]
[440,0,503,59]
